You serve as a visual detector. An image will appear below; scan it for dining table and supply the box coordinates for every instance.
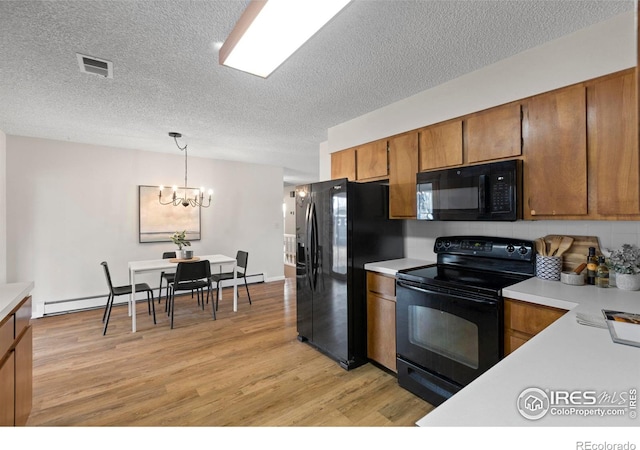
[128,254,237,332]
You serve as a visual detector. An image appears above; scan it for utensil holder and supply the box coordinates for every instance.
[536,255,562,281]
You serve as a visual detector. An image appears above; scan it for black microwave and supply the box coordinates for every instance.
[416,159,522,221]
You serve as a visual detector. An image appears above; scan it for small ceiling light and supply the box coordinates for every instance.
[159,132,212,208]
[219,0,351,78]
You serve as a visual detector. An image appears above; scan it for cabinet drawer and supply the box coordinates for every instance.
[367,272,396,299]
[15,296,32,338]
[0,316,14,357]
[504,298,566,336]
[14,326,32,426]
[0,352,15,426]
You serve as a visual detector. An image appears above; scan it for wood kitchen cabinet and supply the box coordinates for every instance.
[503,298,566,356]
[0,296,32,426]
[331,140,388,182]
[588,69,640,216]
[419,119,463,171]
[466,103,522,163]
[331,147,356,181]
[355,139,388,181]
[522,84,588,218]
[366,271,397,373]
[388,131,419,219]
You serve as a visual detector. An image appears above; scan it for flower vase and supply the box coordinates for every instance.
[614,273,640,291]
[176,250,185,260]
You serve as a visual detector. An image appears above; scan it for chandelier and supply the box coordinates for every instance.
[159,132,212,208]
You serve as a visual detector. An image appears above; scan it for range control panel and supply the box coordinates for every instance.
[434,236,534,261]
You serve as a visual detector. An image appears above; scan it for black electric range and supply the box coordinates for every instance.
[394,236,536,406]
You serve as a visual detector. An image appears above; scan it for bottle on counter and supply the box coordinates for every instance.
[587,247,598,285]
[595,256,609,288]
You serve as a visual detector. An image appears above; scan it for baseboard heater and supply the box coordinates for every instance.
[42,273,265,316]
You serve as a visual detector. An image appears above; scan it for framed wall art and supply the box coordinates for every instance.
[138,185,201,243]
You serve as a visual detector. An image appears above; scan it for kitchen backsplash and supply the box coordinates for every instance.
[404,220,640,261]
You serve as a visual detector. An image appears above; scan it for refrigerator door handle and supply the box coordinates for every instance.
[311,201,319,291]
[305,202,313,291]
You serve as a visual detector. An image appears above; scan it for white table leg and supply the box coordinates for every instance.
[128,269,132,316]
[213,259,238,312]
[130,268,137,333]
[233,261,237,312]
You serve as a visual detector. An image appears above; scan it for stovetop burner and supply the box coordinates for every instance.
[397,235,536,295]
[398,264,531,294]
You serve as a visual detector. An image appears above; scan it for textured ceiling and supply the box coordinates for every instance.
[0,0,633,185]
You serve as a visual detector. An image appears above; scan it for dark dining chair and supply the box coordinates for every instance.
[101,261,155,335]
[168,260,213,329]
[158,251,176,305]
[210,250,252,311]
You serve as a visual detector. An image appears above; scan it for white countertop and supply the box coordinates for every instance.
[364,258,434,276]
[417,276,640,427]
[0,282,35,322]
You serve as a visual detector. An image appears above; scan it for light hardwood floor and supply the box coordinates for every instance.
[26,277,434,426]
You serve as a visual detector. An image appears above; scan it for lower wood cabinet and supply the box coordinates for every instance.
[366,272,397,372]
[0,352,15,426]
[503,298,566,356]
[0,296,33,426]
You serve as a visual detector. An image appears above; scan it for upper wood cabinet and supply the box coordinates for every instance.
[331,147,356,181]
[522,84,588,218]
[588,70,639,216]
[388,132,418,219]
[356,140,388,181]
[419,120,463,171]
[466,103,522,163]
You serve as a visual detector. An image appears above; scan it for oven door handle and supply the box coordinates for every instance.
[396,280,498,305]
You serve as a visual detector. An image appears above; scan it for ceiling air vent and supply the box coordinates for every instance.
[76,53,113,78]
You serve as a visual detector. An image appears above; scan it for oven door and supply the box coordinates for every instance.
[396,279,502,387]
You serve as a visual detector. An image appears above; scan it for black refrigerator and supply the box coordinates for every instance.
[295,178,404,370]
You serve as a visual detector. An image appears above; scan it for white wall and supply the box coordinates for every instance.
[6,136,284,317]
[283,187,296,236]
[0,129,6,284]
[322,11,639,260]
[318,140,330,182]
[404,220,640,264]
